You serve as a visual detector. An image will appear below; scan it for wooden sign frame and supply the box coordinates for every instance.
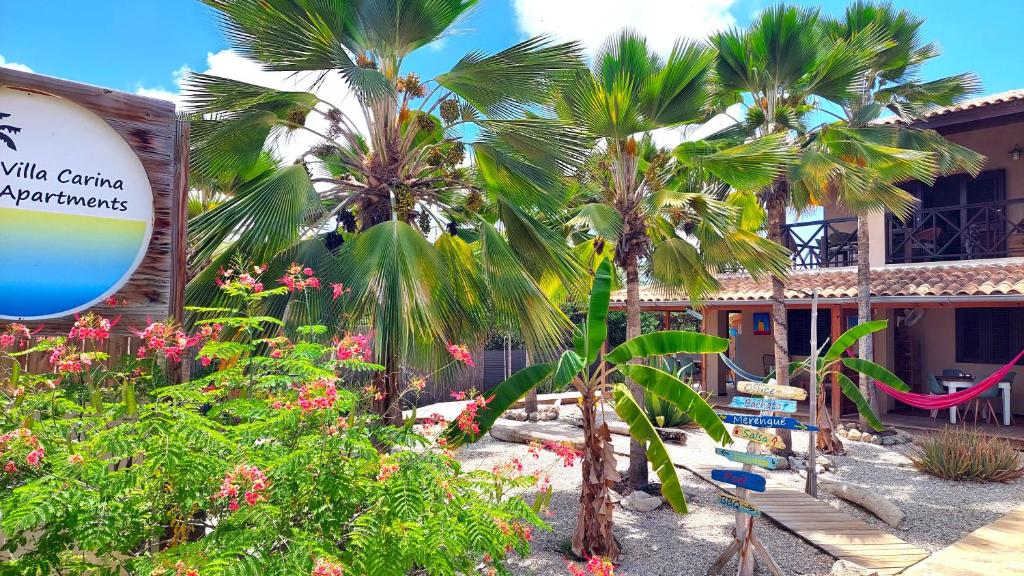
[0,67,188,332]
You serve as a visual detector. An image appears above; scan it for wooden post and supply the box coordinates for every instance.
[806,290,819,497]
[831,306,843,421]
[700,310,709,393]
[662,310,671,330]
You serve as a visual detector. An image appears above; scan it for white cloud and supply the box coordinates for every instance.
[511,0,737,56]
[0,54,33,73]
[135,50,364,164]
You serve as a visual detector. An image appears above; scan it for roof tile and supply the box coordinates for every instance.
[611,259,1024,304]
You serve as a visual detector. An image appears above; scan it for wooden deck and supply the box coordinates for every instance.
[491,420,930,575]
[900,506,1024,576]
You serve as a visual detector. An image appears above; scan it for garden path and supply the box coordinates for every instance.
[488,419,930,575]
[899,505,1024,576]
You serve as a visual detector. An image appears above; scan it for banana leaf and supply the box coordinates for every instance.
[611,384,688,514]
[841,357,910,392]
[582,259,613,364]
[836,372,884,431]
[823,320,888,363]
[617,364,732,445]
[442,362,554,446]
[606,331,728,365]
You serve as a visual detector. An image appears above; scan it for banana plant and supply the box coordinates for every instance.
[788,319,909,434]
[444,259,731,560]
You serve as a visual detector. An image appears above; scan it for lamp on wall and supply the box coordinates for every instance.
[1011,144,1023,161]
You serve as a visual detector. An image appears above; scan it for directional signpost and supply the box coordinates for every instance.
[728,396,798,413]
[718,413,818,431]
[708,379,822,576]
[732,426,786,451]
[712,469,767,493]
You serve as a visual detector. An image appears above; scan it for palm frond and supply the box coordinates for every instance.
[438,36,584,119]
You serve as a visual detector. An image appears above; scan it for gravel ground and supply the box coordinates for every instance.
[457,436,834,576]
[794,432,1024,552]
[455,406,1024,574]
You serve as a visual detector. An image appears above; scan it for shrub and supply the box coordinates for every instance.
[0,263,545,575]
[910,427,1024,482]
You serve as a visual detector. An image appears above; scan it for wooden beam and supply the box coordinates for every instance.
[831,306,843,419]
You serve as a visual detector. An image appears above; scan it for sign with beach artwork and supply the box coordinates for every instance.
[728,396,797,413]
[0,87,154,320]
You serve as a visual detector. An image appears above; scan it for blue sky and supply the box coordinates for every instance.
[4,0,1024,103]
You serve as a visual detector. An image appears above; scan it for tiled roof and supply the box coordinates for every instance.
[610,259,1024,305]
[875,89,1024,125]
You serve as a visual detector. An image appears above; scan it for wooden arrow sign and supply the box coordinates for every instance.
[712,469,767,492]
[717,492,761,517]
[729,396,797,413]
[737,381,807,401]
[732,426,786,450]
[718,413,819,431]
[715,447,782,470]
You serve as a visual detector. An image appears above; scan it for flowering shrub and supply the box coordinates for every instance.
[0,263,543,575]
[569,556,616,576]
[447,343,476,367]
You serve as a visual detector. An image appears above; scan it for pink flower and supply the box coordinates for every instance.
[3,461,15,474]
[68,454,84,465]
[280,263,320,293]
[244,491,259,506]
[214,464,269,511]
[331,283,347,300]
[228,500,239,512]
[447,344,475,367]
[200,356,212,367]
[335,334,371,362]
[104,295,119,306]
[311,559,345,576]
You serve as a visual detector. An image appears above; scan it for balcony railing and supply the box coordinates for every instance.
[886,197,1024,264]
[782,217,859,269]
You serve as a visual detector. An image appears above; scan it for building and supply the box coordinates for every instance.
[612,90,1024,424]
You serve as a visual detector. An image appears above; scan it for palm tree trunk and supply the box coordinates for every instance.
[856,216,877,423]
[766,198,794,455]
[572,391,620,560]
[371,355,403,427]
[624,252,649,488]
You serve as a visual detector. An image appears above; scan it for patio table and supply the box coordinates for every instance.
[941,378,1012,426]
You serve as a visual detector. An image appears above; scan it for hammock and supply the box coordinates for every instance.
[873,349,1024,410]
[719,353,766,383]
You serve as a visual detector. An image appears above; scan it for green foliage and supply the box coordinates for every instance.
[1,274,542,575]
[448,260,731,516]
[910,428,1024,482]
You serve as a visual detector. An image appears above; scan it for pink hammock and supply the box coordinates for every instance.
[873,349,1024,410]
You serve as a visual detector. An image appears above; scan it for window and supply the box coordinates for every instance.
[955,308,1024,364]
[786,309,832,357]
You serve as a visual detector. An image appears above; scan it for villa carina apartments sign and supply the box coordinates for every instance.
[0,68,187,328]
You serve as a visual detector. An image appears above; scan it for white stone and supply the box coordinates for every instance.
[620,491,663,513]
[847,429,863,441]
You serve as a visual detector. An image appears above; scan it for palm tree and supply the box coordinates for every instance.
[445,259,733,559]
[709,4,898,452]
[819,1,984,423]
[184,0,591,424]
[555,32,794,487]
[0,112,20,151]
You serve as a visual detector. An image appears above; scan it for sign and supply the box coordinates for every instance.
[719,413,818,431]
[732,426,786,450]
[0,67,185,329]
[715,447,781,470]
[729,396,797,413]
[737,380,807,400]
[712,469,766,492]
[717,492,760,517]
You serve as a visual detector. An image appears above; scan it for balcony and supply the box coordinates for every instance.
[782,217,859,269]
[886,197,1024,264]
